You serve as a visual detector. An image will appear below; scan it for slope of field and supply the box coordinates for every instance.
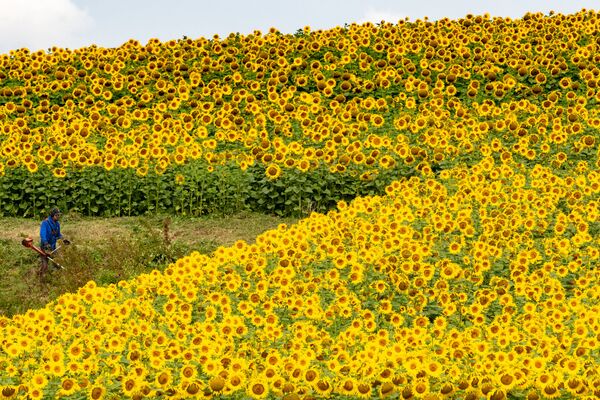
[1,159,599,398]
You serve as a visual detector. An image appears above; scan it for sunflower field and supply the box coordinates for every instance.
[1,10,598,217]
[1,8,600,400]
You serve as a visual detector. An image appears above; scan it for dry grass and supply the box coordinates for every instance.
[1,216,130,245]
[1,212,295,248]
[170,212,297,246]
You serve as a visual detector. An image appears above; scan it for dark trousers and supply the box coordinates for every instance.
[39,255,49,277]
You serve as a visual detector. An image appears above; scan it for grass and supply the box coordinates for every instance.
[0,211,298,317]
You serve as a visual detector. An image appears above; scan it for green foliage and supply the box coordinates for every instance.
[245,164,404,217]
[0,163,251,218]
[0,162,412,218]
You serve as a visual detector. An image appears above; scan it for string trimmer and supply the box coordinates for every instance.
[21,238,65,270]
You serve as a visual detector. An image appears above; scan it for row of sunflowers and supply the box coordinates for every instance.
[0,11,599,216]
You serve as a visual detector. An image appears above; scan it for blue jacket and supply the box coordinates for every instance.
[40,217,62,251]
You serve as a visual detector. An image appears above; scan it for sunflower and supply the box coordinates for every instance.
[50,167,66,178]
[27,388,44,400]
[180,364,198,381]
[265,163,282,180]
[227,372,245,393]
[30,373,48,390]
[564,378,583,395]
[246,377,269,399]
[425,360,443,378]
[88,385,106,400]
[26,162,38,173]
[342,379,367,398]
[155,371,172,388]
[0,386,17,399]
[208,375,226,393]
[448,240,463,255]
[338,377,359,396]
[185,381,203,396]
[135,166,149,177]
[540,384,561,399]
[372,114,385,127]
[58,378,78,397]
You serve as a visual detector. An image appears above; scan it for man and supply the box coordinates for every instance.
[39,207,69,277]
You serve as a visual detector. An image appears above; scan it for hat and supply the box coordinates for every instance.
[50,207,61,217]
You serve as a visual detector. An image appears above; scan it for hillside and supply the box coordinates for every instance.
[0,9,599,400]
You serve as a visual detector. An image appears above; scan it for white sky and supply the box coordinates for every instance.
[0,0,598,54]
